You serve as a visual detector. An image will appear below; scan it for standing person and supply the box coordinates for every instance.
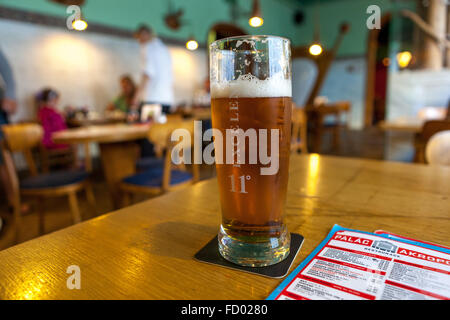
[133,24,174,115]
[0,47,17,217]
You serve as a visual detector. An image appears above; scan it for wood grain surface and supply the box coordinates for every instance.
[0,154,448,300]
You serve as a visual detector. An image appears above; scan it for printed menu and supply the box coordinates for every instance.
[267,225,450,300]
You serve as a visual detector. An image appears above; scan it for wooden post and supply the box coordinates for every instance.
[447,8,450,67]
[423,0,446,70]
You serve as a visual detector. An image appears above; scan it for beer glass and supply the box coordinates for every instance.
[210,36,292,267]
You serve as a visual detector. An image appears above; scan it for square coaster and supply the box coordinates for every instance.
[194,233,304,279]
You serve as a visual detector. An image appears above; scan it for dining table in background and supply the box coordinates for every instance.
[176,106,211,121]
[66,110,128,128]
[305,101,351,153]
[53,123,150,208]
[378,118,424,133]
[379,117,425,162]
[0,154,448,299]
[66,116,127,128]
[380,115,450,163]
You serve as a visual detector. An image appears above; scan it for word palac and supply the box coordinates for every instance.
[171,121,280,176]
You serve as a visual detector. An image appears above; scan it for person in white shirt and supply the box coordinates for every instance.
[133,24,174,115]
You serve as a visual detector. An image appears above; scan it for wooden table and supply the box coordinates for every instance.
[379,118,424,133]
[53,124,150,208]
[67,116,126,128]
[0,155,448,299]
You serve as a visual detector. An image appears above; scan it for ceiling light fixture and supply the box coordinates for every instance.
[397,51,412,68]
[249,0,263,28]
[309,43,323,56]
[186,38,199,51]
[72,18,88,31]
[308,1,323,56]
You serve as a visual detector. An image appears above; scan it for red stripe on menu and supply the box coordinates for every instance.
[279,291,310,300]
[384,280,449,300]
[298,275,376,300]
[326,244,392,261]
[394,259,450,275]
[316,256,386,275]
[374,230,450,251]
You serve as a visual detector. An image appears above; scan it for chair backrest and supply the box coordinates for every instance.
[421,120,450,144]
[148,120,198,191]
[335,101,351,126]
[446,99,450,120]
[2,123,43,151]
[1,123,43,176]
[166,114,184,122]
[291,103,308,153]
[148,119,192,149]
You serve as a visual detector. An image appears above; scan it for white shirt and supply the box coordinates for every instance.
[140,38,174,106]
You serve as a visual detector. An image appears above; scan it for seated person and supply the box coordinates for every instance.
[107,75,136,113]
[193,77,211,107]
[37,88,69,150]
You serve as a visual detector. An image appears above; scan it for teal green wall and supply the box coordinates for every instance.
[291,0,417,56]
[0,0,300,45]
[0,0,417,56]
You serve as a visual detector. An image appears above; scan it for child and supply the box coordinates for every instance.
[37,88,69,149]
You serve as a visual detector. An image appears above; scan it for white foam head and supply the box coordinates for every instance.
[211,73,292,98]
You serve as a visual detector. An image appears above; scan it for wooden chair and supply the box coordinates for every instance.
[120,120,200,206]
[0,123,96,242]
[307,100,351,153]
[40,145,78,173]
[414,120,450,163]
[39,134,92,173]
[291,103,308,154]
[135,115,184,172]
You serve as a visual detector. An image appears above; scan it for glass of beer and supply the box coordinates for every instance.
[210,35,292,267]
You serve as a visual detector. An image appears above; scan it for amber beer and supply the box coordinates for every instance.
[210,35,292,267]
[211,96,291,237]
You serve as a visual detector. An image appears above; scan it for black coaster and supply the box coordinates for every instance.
[194,233,304,279]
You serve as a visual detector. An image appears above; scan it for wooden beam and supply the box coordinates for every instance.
[0,5,204,48]
[420,0,446,70]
